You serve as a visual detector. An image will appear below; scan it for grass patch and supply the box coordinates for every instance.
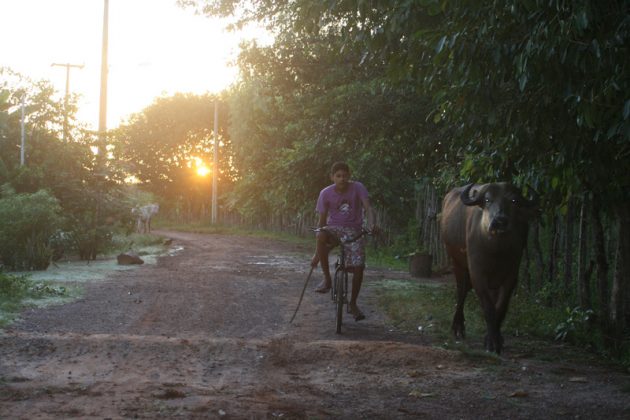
[0,272,77,328]
[372,277,612,362]
[502,292,566,340]
[372,279,483,342]
[367,247,409,271]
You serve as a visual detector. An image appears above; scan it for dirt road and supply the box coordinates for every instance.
[1,231,628,418]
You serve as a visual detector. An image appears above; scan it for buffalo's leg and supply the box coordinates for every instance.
[492,281,516,352]
[451,264,471,339]
[475,287,502,353]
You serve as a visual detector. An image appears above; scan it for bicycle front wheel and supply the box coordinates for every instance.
[334,268,345,334]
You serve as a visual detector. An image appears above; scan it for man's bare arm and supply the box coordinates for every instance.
[317,211,327,228]
[361,196,377,231]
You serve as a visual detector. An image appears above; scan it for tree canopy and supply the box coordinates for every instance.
[111,93,232,219]
[1,67,135,262]
[178,0,628,221]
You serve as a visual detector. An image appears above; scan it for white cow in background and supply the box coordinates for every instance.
[132,203,159,233]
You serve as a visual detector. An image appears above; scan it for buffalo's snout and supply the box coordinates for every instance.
[489,215,509,234]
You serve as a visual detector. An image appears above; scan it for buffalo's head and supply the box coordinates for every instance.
[460,183,538,235]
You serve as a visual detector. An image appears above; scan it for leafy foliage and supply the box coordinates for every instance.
[0,190,63,270]
[555,306,596,342]
[213,15,439,229]
[1,68,134,263]
[111,93,233,219]
[183,0,628,211]
[0,272,31,297]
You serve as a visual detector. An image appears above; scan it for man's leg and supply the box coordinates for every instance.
[348,266,366,320]
[347,232,367,320]
[313,231,334,292]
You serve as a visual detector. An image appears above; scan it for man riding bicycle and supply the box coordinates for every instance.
[310,162,377,321]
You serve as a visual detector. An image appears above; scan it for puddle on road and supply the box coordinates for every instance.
[1,245,182,323]
[167,246,184,256]
[250,261,283,266]
[246,255,308,271]
[12,258,146,284]
[249,256,290,265]
[9,245,183,284]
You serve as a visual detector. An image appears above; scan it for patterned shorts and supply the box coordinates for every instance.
[319,225,366,268]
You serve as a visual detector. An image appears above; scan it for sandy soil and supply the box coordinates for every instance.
[1,230,628,419]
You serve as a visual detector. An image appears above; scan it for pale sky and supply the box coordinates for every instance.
[0,0,266,130]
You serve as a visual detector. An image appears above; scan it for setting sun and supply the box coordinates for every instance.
[196,166,211,177]
[190,157,211,177]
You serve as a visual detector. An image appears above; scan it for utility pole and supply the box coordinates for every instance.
[98,0,109,156]
[211,100,219,224]
[20,95,26,166]
[51,62,83,141]
[90,0,109,261]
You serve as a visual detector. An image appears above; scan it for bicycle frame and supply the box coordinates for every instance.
[313,227,369,333]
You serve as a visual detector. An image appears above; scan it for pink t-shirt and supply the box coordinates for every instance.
[316,181,368,229]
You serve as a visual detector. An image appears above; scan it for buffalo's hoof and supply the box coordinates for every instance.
[484,334,503,354]
[452,323,466,340]
[453,328,466,340]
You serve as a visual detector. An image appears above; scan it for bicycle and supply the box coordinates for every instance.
[313,227,370,334]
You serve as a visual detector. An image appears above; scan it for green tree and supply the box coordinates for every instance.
[111,93,233,220]
[1,68,128,260]
[182,2,441,230]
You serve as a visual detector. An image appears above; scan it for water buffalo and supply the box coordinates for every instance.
[440,182,537,354]
[131,203,159,234]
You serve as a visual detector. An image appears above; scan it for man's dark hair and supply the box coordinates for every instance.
[330,161,350,175]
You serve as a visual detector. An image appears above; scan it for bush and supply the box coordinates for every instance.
[0,272,30,297]
[70,224,114,261]
[554,306,595,342]
[0,190,64,270]
[63,188,144,260]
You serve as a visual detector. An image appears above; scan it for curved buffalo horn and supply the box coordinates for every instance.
[460,183,482,206]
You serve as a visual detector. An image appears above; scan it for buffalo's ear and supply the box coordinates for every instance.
[460,183,483,206]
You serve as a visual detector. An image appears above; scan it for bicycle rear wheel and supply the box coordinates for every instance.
[334,268,345,334]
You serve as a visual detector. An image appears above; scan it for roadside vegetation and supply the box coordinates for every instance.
[374,278,626,367]
[0,272,74,327]
[0,232,166,328]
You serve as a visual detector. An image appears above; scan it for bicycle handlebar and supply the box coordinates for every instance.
[310,227,371,243]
